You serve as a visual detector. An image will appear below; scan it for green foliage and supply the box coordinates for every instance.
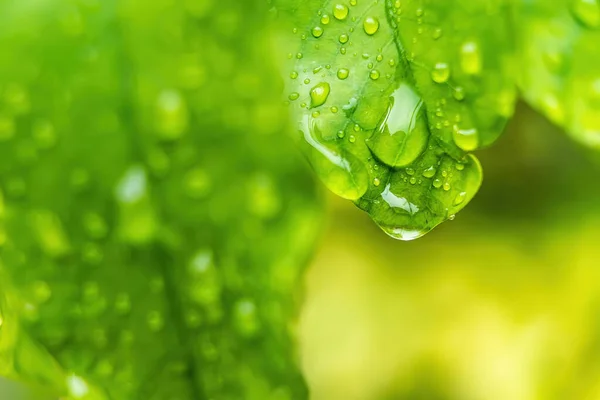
[514,0,600,148]
[0,0,321,398]
[276,0,600,240]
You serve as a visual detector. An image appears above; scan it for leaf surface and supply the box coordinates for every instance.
[0,0,321,399]
[276,0,516,239]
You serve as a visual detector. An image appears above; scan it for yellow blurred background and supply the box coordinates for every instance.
[300,104,600,400]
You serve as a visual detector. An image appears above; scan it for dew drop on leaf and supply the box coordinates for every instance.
[369,69,380,80]
[423,167,437,178]
[333,4,349,20]
[367,83,429,168]
[453,126,479,151]
[310,82,331,108]
[431,62,450,83]
[460,41,482,75]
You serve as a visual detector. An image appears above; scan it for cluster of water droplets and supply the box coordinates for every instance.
[283,0,483,239]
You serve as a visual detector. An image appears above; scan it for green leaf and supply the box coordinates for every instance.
[276,0,515,240]
[0,0,321,399]
[388,0,516,150]
[514,0,600,148]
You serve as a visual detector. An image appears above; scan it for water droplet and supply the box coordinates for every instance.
[432,28,442,39]
[363,17,380,35]
[422,166,436,178]
[289,92,300,101]
[312,26,324,38]
[453,126,479,151]
[453,86,465,101]
[310,82,331,108]
[570,0,600,29]
[370,70,380,80]
[443,182,451,191]
[454,192,467,205]
[433,179,443,188]
[431,62,450,83]
[339,34,349,44]
[321,14,331,24]
[416,8,424,17]
[333,4,349,20]
[380,184,420,215]
[373,178,381,186]
[460,41,482,75]
[367,83,429,167]
[298,115,369,200]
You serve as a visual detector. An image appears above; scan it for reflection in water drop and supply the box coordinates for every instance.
[381,184,420,216]
[367,83,429,167]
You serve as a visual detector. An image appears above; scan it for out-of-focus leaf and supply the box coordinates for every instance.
[514,0,600,148]
[0,0,321,399]
[389,0,516,150]
[275,0,515,240]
